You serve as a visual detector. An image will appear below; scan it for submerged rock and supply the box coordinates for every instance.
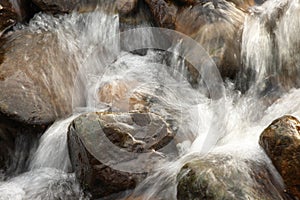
[68,112,175,198]
[260,115,300,199]
[177,154,290,200]
[0,30,77,125]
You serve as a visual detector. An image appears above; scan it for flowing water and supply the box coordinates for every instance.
[1,0,300,199]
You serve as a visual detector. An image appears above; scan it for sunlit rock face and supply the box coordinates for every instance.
[177,154,290,200]
[260,115,300,199]
[68,111,175,198]
[0,29,77,125]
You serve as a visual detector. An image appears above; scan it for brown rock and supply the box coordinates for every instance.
[97,80,149,112]
[260,115,300,199]
[144,0,178,29]
[0,0,17,36]
[32,0,80,13]
[177,154,290,199]
[144,0,245,80]
[68,112,175,198]
[117,0,139,15]
[0,30,77,125]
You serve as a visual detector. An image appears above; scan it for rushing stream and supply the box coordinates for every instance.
[1,0,300,199]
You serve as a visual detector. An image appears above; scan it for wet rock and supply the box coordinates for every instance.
[260,115,300,199]
[117,0,139,15]
[32,0,80,13]
[177,154,290,200]
[0,116,42,178]
[97,80,150,112]
[31,0,104,14]
[145,0,245,80]
[0,30,77,125]
[175,0,198,5]
[145,0,178,29]
[68,112,175,198]
[0,0,18,36]
[175,0,245,79]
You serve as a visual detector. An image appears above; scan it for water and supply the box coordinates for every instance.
[1,0,300,199]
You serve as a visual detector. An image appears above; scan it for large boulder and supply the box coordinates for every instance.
[144,0,245,80]
[177,154,290,199]
[260,115,300,199]
[68,111,175,198]
[0,29,77,125]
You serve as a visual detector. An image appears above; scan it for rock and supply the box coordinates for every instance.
[68,112,175,198]
[0,115,43,178]
[0,0,38,36]
[0,30,77,125]
[227,0,255,10]
[0,0,18,36]
[31,0,104,14]
[175,0,245,80]
[32,0,80,13]
[97,80,149,112]
[145,0,178,29]
[177,154,290,200]
[175,0,198,5]
[144,0,245,80]
[117,0,139,15]
[259,115,300,199]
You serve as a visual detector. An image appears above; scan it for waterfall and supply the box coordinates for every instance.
[1,0,300,199]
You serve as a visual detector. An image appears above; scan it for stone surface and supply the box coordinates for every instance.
[0,0,18,36]
[117,0,139,15]
[0,30,77,125]
[177,154,290,200]
[0,115,42,177]
[68,112,175,198]
[144,0,245,81]
[32,0,80,13]
[260,115,300,199]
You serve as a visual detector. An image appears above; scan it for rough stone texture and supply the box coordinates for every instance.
[177,154,291,200]
[0,30,77,125]
[260,115,300,199]
[68,112,175,198]
[0,0,18,36]
[117,0,139,15]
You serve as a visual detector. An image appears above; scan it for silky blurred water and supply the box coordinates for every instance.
[1,0,300,199]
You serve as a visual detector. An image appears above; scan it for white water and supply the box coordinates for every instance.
[1,0,300,199]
